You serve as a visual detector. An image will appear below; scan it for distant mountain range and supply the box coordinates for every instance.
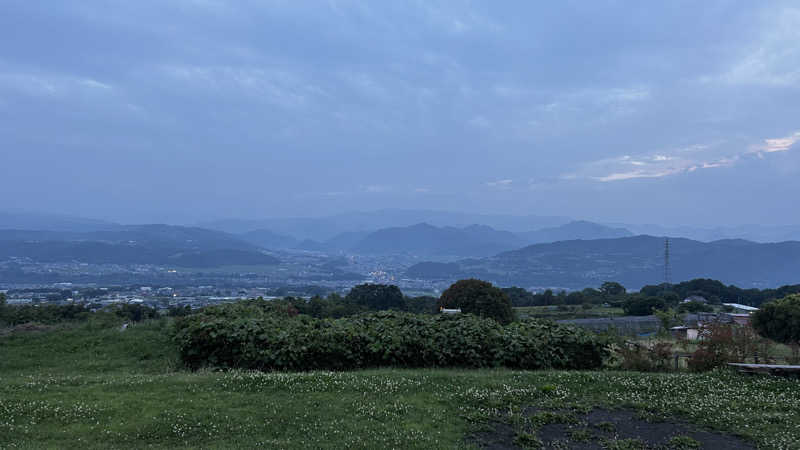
[5,211,800,286]
[0,225,278,267]
[0,211,120,233]
[405,235,800,289]
[237,221,634,257]
[350,223,524,257]
[518,220,633,244]
[200,209,570,241]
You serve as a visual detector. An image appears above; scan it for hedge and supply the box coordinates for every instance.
[174,304,608,371]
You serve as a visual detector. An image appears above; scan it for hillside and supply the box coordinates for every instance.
[0,225,278,267]
[351,223,525,257]
[519,220,633,244]
[239,229,299,249]
[0,318,795,448]
[406,235,800,289]
[0,211,120,232]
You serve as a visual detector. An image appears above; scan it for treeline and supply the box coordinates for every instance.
[0,293,187,327]
[503,279,800,310]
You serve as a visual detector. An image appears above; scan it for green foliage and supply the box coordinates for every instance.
[0,292,6,322]
[668,435,701,449]
[346,284,405,310]
[752,294,800,346]
[618,342,675,372]
[677,301,713,313]
[623,296,665,316]
[173,305,608,371]
[682,323,774,372]
[654,308,684,332]
[0,303,92,326]
[440,279,514,324]
[503,286,537,307]
[600,281,626,297]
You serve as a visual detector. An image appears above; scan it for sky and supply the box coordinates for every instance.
[1,1,799,226]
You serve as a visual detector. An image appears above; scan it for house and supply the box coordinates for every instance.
[729,313,752,326]
[670,326,700,340]
[682,295,708,304]
[439,307,461,314]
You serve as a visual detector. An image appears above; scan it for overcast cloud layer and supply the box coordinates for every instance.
[2,1,799,225]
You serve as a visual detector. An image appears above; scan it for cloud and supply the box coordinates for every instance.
[0,71,113,97]
[751,131,800,154]
[703,7,800,87]
[486,179,513,189]
[572,129,800,182]
[571,145,743,183]
[362,185,390,193]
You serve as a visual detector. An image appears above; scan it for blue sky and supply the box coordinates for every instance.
[1,1,799,225]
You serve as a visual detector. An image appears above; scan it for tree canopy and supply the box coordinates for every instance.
[623,295,666,316]
[752,294,800,346]
[346,284,405,311]
[439,279,514,325]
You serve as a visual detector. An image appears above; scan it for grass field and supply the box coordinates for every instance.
[514,305,626,321]
[1,319,799,449]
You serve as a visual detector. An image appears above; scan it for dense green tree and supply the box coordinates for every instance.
[654,308,685,332]
[600,281,626,298]
[439,279,514,325]
[346,284,405,310]
[678,301,713,313]
[623,295,666,316]
[404,295,438,314]
[752,294,800,347]
[502,287,537,307]
[0,292,6,322]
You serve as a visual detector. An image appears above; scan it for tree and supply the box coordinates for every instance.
[439,279,514,325]
[0,292,6,321]
[600,281,626,298]
[752,294,800,349]
[346,284,405,310]
[623,295,666,316]
[654,308,685,332]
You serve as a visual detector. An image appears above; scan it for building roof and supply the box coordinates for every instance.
[723,303,759,312]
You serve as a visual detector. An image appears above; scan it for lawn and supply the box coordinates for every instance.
[1,319,799,449]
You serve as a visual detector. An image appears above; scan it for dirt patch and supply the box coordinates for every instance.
[469,408,754,449]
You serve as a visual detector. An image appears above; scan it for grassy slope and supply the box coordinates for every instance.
[1,320,799,449]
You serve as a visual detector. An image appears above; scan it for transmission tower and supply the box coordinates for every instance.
[664,238,672,286]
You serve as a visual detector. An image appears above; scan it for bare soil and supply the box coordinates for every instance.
[470,408,755,449]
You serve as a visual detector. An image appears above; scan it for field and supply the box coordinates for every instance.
[1,319,799,449]
[514,305,626,321]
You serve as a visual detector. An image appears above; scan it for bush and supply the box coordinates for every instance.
[623,296,665,316]
[439,279,514,325]
[173,306,608,371]
[752,294,800,347]
[346,284,405,310]
[618,342,674,372]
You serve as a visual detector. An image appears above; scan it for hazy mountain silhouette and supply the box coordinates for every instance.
[0,225,277,267]
[519,221,633,244]
[351,223,526,257]
[406,235,800,289]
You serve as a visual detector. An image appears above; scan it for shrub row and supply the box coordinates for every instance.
[173,304,608,371]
